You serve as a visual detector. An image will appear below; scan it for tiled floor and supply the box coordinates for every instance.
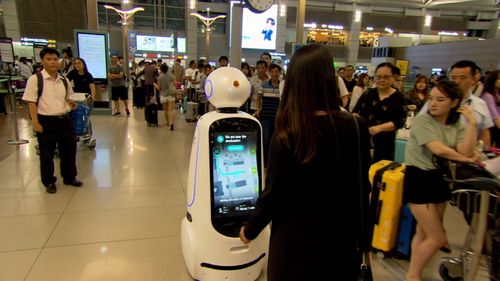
[0,107,491,281]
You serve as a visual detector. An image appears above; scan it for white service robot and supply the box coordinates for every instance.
[181,67,270,281]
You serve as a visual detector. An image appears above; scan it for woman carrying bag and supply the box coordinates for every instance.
[239,44,373,281]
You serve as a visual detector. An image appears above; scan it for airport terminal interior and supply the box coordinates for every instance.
[0,109,493,281]
[0,0,499,280]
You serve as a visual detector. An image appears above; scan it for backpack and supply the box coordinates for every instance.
[36,72,69,103]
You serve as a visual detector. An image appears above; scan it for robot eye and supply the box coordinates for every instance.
[233,80,240,87]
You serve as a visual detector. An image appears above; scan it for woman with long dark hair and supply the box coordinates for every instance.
[481,70,500,147]
[239,44,372,280]
[404,80,477,281]
[66,57,96,99]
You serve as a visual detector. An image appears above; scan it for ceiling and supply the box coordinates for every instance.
[288,0,500,17]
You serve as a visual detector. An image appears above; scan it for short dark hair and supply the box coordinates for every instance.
[175,58,181,63]
[375,62,395,75]
[450,60,479,77]
[260,52,271,59]
[345,65,354,70]
[40,47,60,60]
[160,63,168,73]
[62,47,73,58]
[434,80,464,125]
[392,66,401,76]
[269,63,281,72]
[256,60,268,68]
[218,56,228,62]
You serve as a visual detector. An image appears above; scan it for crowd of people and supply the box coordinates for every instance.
[6,43,500,280]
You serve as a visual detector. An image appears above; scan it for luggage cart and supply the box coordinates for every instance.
[437,161,499,281]
[71,93,96,150]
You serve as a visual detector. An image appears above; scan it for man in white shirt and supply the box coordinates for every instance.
[449,60,493,146]
[22,47,83,194]
[249,60,269,115]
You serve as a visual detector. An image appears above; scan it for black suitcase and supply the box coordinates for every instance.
[145,103,158,126]
[133,87,146,108]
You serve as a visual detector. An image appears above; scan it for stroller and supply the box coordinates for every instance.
[434,157,499,281]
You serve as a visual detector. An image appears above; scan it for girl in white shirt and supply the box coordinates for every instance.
[349,73,369,112]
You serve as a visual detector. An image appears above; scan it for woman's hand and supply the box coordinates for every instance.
[239,227,251,244]
[457,106,476,126]
[369,125,382,136]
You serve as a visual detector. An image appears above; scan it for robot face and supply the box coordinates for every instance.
[204,67,251,109]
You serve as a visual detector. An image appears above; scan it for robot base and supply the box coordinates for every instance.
[181,217,269,281]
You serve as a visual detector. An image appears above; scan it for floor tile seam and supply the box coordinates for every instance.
[70,184,185,191]
[60,203,186,215]
[22,187,77,281]
[0,247,43,254]
[39,188,78,247]
[41,234,181,250]
[22,248,43,281]
[170,147,188,199]
[68,184,185,191]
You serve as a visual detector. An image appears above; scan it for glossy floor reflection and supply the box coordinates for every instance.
[0,108,490,281]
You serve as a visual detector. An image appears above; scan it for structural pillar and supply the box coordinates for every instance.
[121,1,134,80]
[86,0,99,30]
[346,9,361,66]
[295,0,306,44]
[1,0,20,41]
[229,3,243,68]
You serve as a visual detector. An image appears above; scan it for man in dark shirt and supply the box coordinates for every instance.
[342,65,357,94]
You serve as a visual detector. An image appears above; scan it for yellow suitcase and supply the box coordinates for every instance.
[368,160,406,256]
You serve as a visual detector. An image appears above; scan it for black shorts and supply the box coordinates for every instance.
[111,86,128,101]
[403,165,451,204]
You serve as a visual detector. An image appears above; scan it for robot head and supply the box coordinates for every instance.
[204,67,250,109]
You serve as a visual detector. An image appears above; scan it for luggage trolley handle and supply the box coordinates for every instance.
[374,200,383,225]
[370,162,402,225]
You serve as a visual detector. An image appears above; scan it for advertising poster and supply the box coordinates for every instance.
[395,59,409,76]
[0,37,14,63]
[136,35,186,53]
[242,5,277,50]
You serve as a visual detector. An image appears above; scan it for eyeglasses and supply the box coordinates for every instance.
[375,75,393,81]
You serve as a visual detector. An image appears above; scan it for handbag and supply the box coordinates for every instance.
[353,115,374,281]
[396,110,414,140]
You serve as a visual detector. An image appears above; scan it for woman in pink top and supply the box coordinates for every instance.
[480,70,500,147]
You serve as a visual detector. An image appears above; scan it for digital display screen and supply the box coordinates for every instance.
[76,33,107,80]
[242,5,277,50]
[211,131,260,219]
[136,35,186,53]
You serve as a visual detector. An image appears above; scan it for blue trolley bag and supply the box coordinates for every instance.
[70,103,90,136]
[395,205,416,259]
